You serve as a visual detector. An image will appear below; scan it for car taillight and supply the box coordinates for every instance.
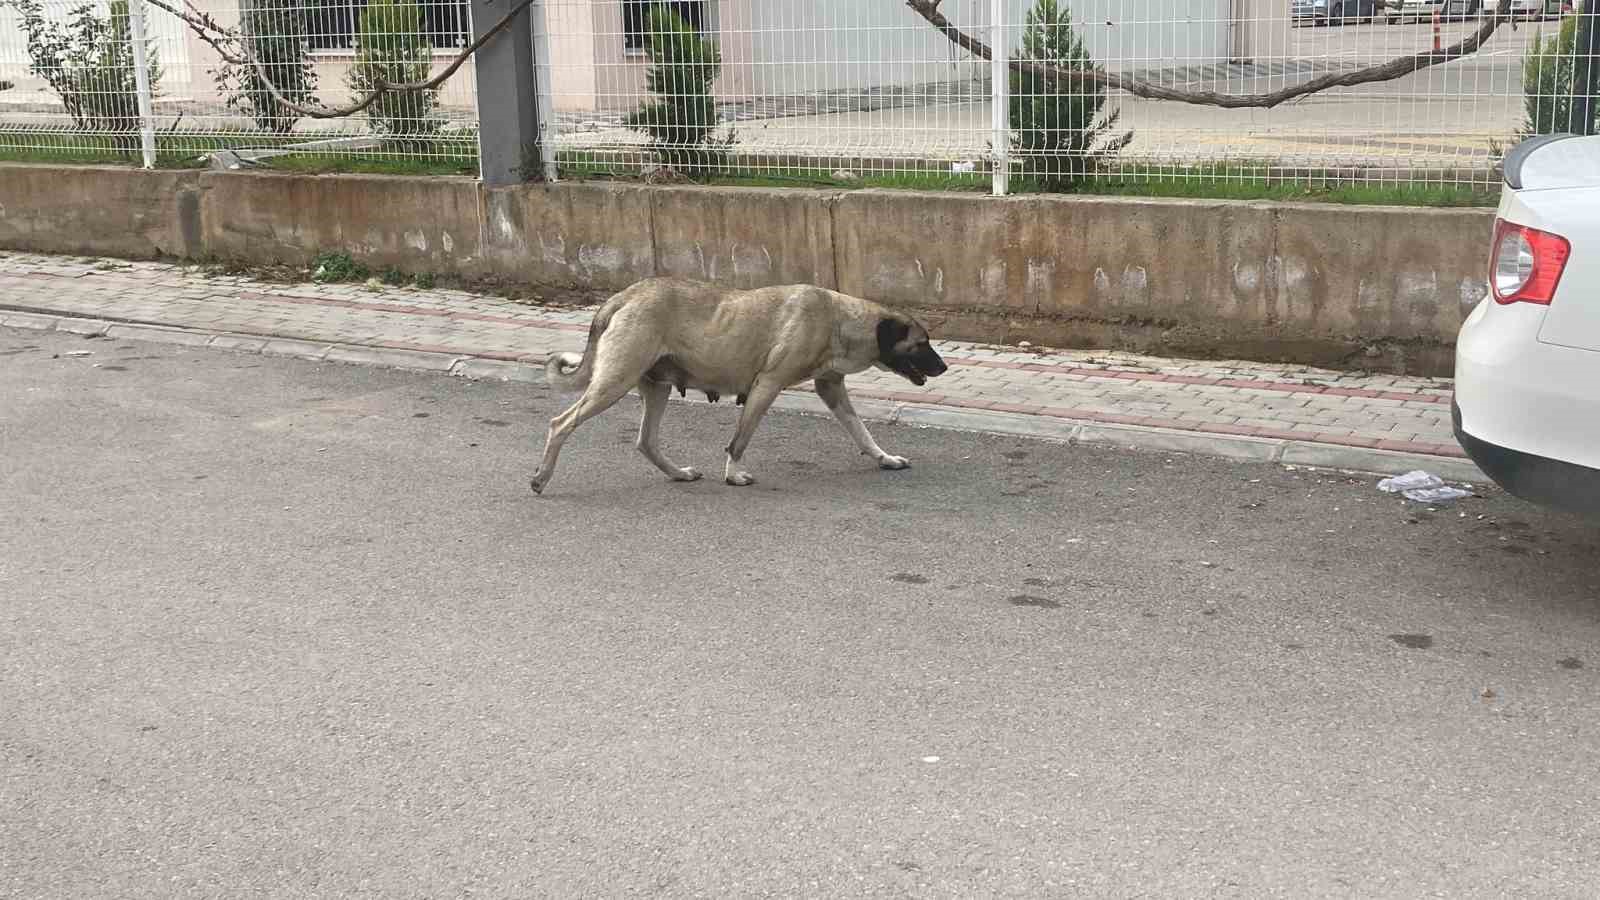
[1491,219,1570,306]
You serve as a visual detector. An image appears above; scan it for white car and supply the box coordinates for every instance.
[1454,133,1600,518]
[1391,0,1447,20]
[1507,0,1565,19]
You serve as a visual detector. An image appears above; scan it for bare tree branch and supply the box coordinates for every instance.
[143,0,537,119]
[905,0,1516,109]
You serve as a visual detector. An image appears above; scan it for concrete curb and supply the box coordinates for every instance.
[4,312,1487,483]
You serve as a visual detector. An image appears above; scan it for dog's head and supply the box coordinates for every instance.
[876,316,948,387]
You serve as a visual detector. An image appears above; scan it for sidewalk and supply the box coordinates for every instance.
[0,251,1478,481]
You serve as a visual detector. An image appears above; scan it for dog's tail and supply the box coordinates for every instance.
[544,350,590,391]
[544,300,620,392]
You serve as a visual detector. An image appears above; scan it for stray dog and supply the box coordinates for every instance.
[530,277,949,494]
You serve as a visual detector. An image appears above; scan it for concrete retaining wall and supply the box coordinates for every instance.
[0,164,1493,374]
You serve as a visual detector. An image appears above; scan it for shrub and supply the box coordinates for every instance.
[1521,15,1598,136]
[1009,0,1132,191]
[346,0,443,146]
[13,0,162,153]
[211,0,319,134]
[622,5,733,174]
[311,250,368,282]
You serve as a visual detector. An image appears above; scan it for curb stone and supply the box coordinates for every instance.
[896,405,1080,443]
[104,323,218,347]
[4,312,1488,482]
[324,344,465,373]
[52,318,110,337]
[207,334,270,353]
[1077,422,1282,462]
[1280,441,1483,484]
[3,311,59,330]
[451,358,548,384]
[261,338,334,361]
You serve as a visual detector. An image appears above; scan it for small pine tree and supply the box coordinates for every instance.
[622,5,732,174]
[212,0,319,134]
[1009,0,1132,191]
[346,0,443,145]
[1521,15,1598,136]
[14,0,162,154]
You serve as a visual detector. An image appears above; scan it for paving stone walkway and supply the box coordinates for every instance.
[0,251,1468,472]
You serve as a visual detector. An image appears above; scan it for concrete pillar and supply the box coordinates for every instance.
[1230,0,1291,65]
[470,0,541,185]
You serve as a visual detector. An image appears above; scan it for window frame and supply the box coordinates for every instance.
[303,0,472,55]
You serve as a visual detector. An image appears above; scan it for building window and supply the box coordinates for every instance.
[623,0,706,53]
[306,0,470,52]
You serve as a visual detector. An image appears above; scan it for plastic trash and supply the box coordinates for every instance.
[1376,470,1472,504]
[1378,470,1443,493]
[1401,486,1473,504]
[950,161,977,173]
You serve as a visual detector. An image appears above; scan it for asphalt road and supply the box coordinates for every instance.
[4,327,1600,898]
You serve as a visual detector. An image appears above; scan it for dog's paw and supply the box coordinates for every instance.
[725,471,757,487]
[671,466,703,483]
[877,454,912,470]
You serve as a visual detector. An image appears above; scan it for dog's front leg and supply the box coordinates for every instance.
[722,377,785,486]
[814,376,909,470]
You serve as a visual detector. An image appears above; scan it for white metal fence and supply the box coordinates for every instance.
[0,0,1595,190]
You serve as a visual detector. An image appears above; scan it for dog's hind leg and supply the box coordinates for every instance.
[722,376,786,487]
[636,378,702,483]
[529,374,635,495]
[815,376,910,470]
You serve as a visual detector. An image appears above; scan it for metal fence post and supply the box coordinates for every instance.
[126,0,158,169]
[1575,2,1600,136]
[530,0,558,182]
[470,0,542,185]
[990,0,1009,196]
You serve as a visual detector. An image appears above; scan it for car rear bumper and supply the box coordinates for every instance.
[1455,297,1600,466]
[1454,402,1600,518]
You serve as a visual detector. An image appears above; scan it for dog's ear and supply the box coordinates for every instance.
[877,317,909,358]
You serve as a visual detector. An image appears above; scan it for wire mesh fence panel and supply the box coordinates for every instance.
[537,0,1002,179]
[0,0,1595,186]
[0,0,480,167]
[534,0,1597,190]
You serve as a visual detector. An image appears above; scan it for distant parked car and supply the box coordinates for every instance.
[1427,0,1559,19]
[1452,134,1600,519]
[1507,0,1564,19]
[1291,0,1381,24]
[1445,0,1487,17]
[1391,0,1448,21]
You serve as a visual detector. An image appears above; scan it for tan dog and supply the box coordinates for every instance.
[530,277,949,494]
